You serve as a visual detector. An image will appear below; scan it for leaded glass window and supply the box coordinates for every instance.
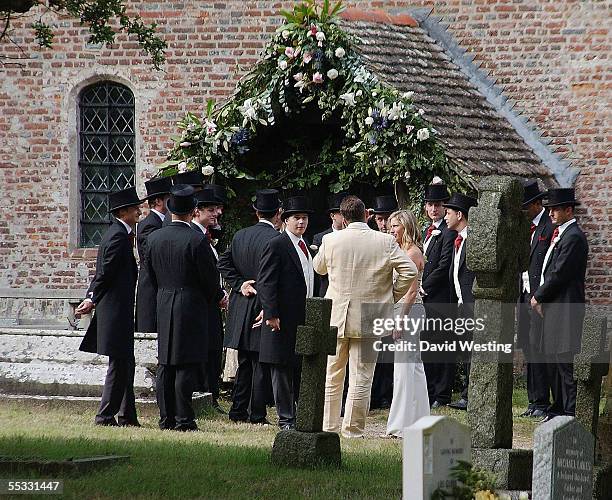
[79,82,135,247]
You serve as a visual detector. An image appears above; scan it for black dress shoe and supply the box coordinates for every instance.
[175,423,199,432]
[519,408,534,417]
[430,401,446,410]
[530,409,546,418]
[95,418,119,427]
[448,398,468,411]
[539,414,556,424]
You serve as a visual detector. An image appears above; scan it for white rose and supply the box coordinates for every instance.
[365,116,374,126]
[202,165,214,176]
[416,128,430,141]
[356,89,363,97]
[403,91,414,99]
[327,68,339,80]
[316,31,326,42]
[282,30,290,40]
[177,161,188,173]
[179,141,191,147]
[278,59,288,70]
[335,47,345,58]
[418,108,425,116]
[431,230,442,237]
[431,176,444,184]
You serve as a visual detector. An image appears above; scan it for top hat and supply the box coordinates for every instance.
[208,184,227,205]
[281,196,314,220]
[109,186,144,212]
[145,177,172,200]
[253,189,282,212]
[443,193,478,214]
[167,184,197,215]
[327,192,349,213]
[424,184,450,202]
[522,180,546,207]
[194,186,218,207]
[371,195,398,214]
[171,170,204,188]
[543,188,580,207]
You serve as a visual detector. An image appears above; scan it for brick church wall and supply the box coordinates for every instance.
[0,0,609,305]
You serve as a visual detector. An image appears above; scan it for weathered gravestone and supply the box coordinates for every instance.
[467,176,533,490]
[532,416,594,500]
[271,297,341,468]
[403,416,471,500]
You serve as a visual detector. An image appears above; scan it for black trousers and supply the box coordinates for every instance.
[526,352,551,411]
[228,349,269,423]
[265,363,298,427]
[547,354,577,417]
[370,336,394,408]
[96,356,138,425]
[156,363,199,430]
[424,362,455,405]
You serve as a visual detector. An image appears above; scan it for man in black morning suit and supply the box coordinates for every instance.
[516,180,554,418]
[76,187,144,427]
[311,192,347,297]
[444,192,478,411]
[420,183,458,408]
[145,185,222,431]
[531,188,588,420]
[218,189,281,424]
[161,170,204,227]
[191,186,228,412]
[258,196,315,430]
[135,177,172,333]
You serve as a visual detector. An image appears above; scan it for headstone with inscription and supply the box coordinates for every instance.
[533,416,594,500]
[403,416,471,500]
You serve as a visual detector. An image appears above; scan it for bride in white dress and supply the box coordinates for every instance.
[386,209,430,438]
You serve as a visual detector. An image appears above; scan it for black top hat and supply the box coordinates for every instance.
[109,186,144,212]
[543,188,581,207]
[194,186,218,207]
[424,184,450,202]
[171,170,204,188]
[522,180,546,206]
[253,189,281,212]
[443,193,478,214]
[167,184,197,215]
[281,196,314,220]
[208,184,227,205]
[372,195,398,214]
[327,192,349,213]
[145,177,172,200]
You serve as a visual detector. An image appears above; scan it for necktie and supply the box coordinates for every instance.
[530,223,536,235]
[550,227,559,246]
[454,234,463,251]
[128,232,135,247]
[426,225,435,240]
[298,240,309,259]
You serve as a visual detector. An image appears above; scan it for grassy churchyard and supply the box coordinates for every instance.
[0,388,589,499]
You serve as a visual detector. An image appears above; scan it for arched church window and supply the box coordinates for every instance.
[78,82,135,247]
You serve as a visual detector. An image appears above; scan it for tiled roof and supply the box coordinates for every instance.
[341,12,554,182]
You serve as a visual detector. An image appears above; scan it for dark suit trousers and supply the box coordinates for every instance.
[547,354,576,417]
[156,363,199,430]
[229,349,268,423]
[266,363,296,427]
[370,336,394,408]
[96,356,138,425]
[424,362,455,405]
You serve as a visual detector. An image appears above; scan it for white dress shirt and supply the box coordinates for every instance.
[521,208,545,294]
[259,219,276,229]
[286,230,314,299]
[116,217,133,235]
[453,226,468,304]
[423,218,443,255]
[151,208,166,222]
[540,218,576,286]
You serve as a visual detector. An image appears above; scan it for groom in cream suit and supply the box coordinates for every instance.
[313,195,417,437]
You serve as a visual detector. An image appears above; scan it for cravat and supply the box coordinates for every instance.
[530,223,536,235]
[298,240,309,259]
[426,225,435,240]
[454,234,463,251]
[550,227,559,246]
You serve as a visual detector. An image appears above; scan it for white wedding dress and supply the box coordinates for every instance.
[386,270,430,437]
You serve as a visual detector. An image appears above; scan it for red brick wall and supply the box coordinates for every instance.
[0,0,609,303]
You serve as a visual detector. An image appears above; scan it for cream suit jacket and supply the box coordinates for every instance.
[313,222,417,338]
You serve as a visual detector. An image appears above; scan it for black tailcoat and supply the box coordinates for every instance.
[422,220,457,306]
[218,221,279,352]
[534,222,588,355]
[145,221,221,365]
[257,232,307,366]
[135,211,163,332]
[80,219,137,358]
[312,227,333,297]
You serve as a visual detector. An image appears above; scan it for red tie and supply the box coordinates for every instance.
[298,240,309,259]
[550,227,559,246]
[530,223,536,235]
[454,234,463,251]
[426,225,435,240]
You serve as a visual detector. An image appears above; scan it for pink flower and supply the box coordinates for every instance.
[312,72,324,84]
[293,72,303,82]
[284,47,295,58]
[308,24,318,37]
[303,52,313,64]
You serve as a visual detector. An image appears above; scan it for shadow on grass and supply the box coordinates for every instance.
[0,434,401,499]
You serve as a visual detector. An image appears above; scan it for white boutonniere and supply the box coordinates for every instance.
[431,230,441,238]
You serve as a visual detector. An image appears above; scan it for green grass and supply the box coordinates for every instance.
[0,389,540,499]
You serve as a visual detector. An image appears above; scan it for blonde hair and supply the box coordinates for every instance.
[388,209,422,250]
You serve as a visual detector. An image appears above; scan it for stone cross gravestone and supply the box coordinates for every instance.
[403,416,471,500]
[533,416,594,500]
[271,297,341,468]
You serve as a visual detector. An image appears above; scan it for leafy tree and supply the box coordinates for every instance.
[0,0,166,69]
